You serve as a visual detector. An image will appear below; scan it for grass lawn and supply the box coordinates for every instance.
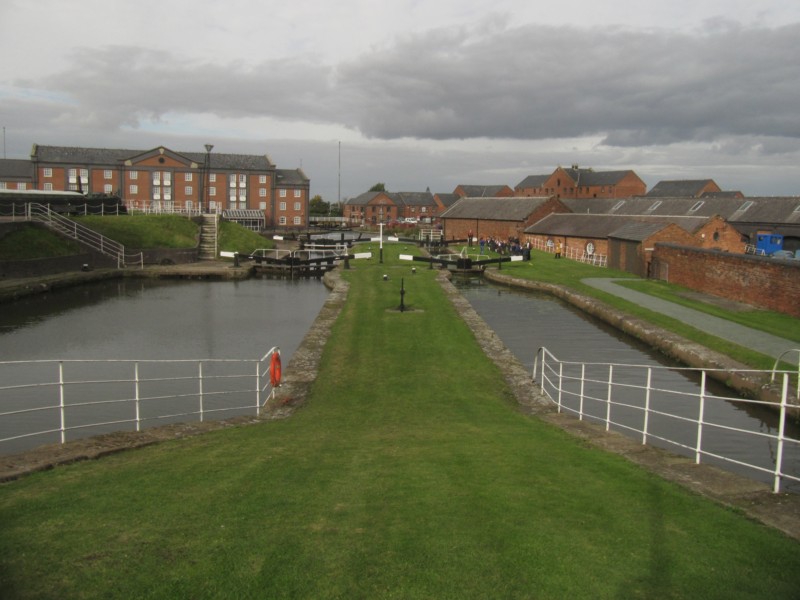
[0,226,83,259]
[0,245,798,598]
[495,248,800,371]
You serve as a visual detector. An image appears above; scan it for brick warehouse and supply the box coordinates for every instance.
[4,145,310,229]
[652,244,800,318]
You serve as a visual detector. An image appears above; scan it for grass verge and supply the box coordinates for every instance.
[0,244,798,598]
[495,248,799,370]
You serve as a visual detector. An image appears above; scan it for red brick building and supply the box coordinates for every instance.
[18,144,308,229]
[515,165,646,199]
[440,196,568,242]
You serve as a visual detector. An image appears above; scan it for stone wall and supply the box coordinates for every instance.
[652,243,800,318]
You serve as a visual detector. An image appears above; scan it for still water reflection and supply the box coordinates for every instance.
[0,277,329,454]
[0,277,329,361]
[453,276,800,491]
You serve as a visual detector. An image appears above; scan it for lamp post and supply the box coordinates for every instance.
[203,144,214,214]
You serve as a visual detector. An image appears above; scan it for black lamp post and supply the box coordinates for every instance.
[203,143,214,213]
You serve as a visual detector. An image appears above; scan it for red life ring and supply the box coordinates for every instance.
[269,351,282,387]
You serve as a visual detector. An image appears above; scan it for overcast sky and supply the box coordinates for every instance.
[1,0,799,200]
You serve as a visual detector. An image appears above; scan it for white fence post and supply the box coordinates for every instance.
[557,362,564,412]
[255,359,261,415]
[695,371,707,464]
[134,361,141,432]
[774,373,789,493]
[58,361,66,444]
[198,362,204,422]
[578,363,585,421]
[642,368,652,444]
[605,365,614,431]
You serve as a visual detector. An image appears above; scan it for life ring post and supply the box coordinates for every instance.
[269,349,282,388]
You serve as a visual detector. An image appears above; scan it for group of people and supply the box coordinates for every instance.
[476,236,530,257]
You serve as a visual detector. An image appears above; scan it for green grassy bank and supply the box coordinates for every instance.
[0,245,798,598]
[486,247,800,371]
[0,215,272,261]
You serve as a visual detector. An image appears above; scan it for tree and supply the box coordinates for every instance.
[369,183,387,192]
[309,195,332,216]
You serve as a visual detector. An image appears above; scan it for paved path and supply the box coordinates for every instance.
[582,278,798,361]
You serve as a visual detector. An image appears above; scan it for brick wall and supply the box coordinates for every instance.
[652,243,800,318]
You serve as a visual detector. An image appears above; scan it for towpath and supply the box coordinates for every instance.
[582,278,798,361]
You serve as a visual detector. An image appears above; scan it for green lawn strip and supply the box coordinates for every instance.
[1,245,799,598]
[72,214,199,248]
[0,226,83,259]
[615,278,800,344]
[500,250,797,371]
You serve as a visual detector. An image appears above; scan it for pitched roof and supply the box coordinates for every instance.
[560,168,639,186]
[456,185,511,197]
[275,168,309,186]
[560,196,800,225]
[392,191,435,207]
[345,191,384,205]
[31,145,275,171]
[515,174,550,189]
[645,179,717,197]
[524,213,709,238]
[0,159,33,179]
[441,197,550,221]
[434,192,460,207]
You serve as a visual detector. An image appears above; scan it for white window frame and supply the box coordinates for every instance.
[130,170,138,180]
[259,188,267,197]
[279,201,286,211]
[43,182,53,191]
[279,216,287,225]
[185,186,193,196]
[279,189,287,197]
[259,175,267,184]
[259,201,266,210]
[294,189,301,198]
[104,184,113,194]
[293,216,301,225]
[294,202,301,211]
[209,173,216,183]
[185,172,193,182]
[104,170,113,180]
[130,184,138,194]
[43,168,53,178]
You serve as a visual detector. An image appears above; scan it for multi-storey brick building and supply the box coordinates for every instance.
[4,144,310,229]
[515,165,647,199]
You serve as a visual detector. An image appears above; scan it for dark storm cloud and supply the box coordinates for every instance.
[18,21,800,148]
[333,22,800,144]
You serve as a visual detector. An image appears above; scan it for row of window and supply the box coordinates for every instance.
[41,168,273,187]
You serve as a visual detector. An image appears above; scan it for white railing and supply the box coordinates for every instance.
[1,202,127,219]
[528,238,608,266]
[532,347,800,493]
[26,203,143,268]
[0,347,281,455]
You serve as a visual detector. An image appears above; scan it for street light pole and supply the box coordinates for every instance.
[203,144,214,214]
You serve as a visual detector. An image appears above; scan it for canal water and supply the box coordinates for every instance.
[1,273,798,491]
[453,276,800,492]
[0,277,329,454]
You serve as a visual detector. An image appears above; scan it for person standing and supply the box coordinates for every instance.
[555,241,562,259]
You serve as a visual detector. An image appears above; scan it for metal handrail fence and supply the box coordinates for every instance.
[26,203,144,268]
[527,238,608,266]
[1,201,127,219]
[532,346,800,493]
[0,347,280,454]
